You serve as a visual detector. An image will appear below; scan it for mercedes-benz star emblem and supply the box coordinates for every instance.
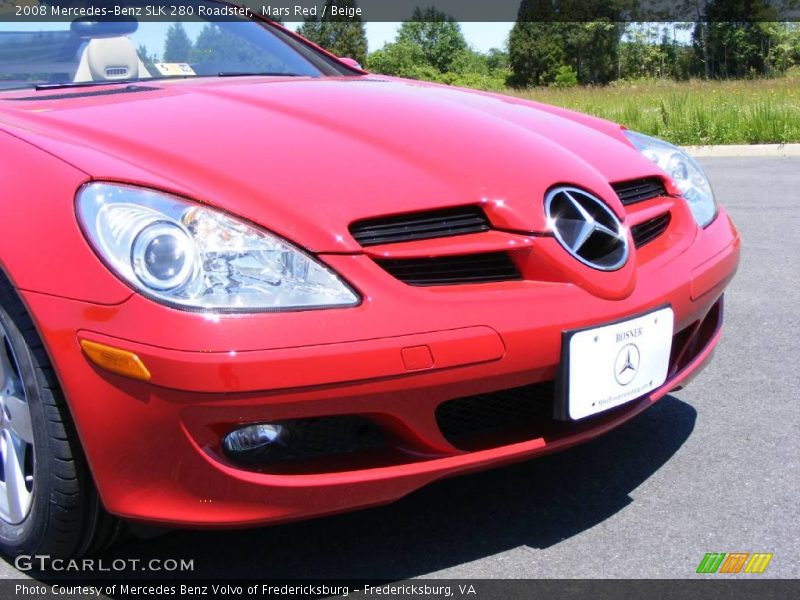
[544,186,629,271]
[614,343,640,386]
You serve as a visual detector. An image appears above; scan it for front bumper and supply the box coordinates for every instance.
[21,208,740,527]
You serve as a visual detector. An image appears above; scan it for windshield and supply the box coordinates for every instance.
[0,5,335,91]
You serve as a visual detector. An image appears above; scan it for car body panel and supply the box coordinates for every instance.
[0,130,133,304]
[0,73,740,528]
[1,76,672,256]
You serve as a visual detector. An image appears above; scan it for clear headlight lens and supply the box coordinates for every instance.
[624,130,718,227]
[76,183,360,311]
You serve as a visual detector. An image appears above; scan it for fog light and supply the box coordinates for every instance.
[223,423,291,460]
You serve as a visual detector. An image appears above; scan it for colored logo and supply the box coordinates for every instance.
[696,552,773,574]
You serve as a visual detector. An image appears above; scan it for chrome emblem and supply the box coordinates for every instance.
[545,186,628,270]
[614,343,640,386]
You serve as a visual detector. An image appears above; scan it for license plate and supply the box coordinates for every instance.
[560,307,674,420]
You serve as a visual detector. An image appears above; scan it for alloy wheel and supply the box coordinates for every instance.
[0,330,34,525]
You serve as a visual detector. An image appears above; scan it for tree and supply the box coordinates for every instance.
[485,48,510,71]
[136,44,158,73]
[297,0,368,65]
[366,40,439,79]
[509,0,624,86]
[396,6,468,73]
[620,23,691,80]
[553,65,579,86]
[509,15,566,86]
[191,24,279,72]
[691,0,783,78]
[163,22,192,63]
[565,21,625,84]
[682,0,713,77]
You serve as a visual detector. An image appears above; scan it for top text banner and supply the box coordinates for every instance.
[1,0,799,23]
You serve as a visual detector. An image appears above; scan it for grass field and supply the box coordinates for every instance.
[506,76,800,145]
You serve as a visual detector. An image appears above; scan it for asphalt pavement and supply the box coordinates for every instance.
[2,157,798,582]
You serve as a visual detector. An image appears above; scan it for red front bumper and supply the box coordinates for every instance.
[20,208,740,528]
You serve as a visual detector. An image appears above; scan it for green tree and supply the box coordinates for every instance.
[366,40,439,79]
[396,6,468,73]
[509,25,565,85]
[620,23,691,80]
[691,0,784,78]
[553,64,579,86]
[163,22,192,63]
[484,48,510,71]
[136,44,158,73]
[566,20,625,84]
[297,0,368,65]
[191,24,279,72]
[509,0,626,86]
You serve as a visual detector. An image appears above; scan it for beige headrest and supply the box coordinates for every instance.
[76,37,141,82]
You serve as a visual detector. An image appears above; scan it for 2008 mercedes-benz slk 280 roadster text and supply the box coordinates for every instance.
[0,3,739,558]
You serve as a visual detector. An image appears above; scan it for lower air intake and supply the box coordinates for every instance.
[436,382,555,450]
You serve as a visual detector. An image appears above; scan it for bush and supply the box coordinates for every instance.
[786,65,800,79]
[552,65,579,87]
[439,71,509,92]
[366,41,431,79]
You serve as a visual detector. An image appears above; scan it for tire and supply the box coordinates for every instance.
[0,277,125,558]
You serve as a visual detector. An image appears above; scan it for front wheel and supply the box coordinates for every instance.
[0,280,124,558]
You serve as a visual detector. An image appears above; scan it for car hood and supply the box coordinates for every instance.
[0,76,667,252]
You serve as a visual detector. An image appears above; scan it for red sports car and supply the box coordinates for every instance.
[0,10,739,558]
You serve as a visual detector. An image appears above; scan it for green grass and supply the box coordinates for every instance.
[505,77,800,145]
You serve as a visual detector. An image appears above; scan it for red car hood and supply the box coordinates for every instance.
[0,76,667,252]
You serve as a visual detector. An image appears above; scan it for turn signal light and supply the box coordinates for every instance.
[79,339,151,382]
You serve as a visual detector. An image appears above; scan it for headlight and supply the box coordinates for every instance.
[76,183,360,312]
[624,130,718,227]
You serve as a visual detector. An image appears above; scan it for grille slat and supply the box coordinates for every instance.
[356,214,487,233]
[377,252,521,286]
[632,213,671,248]
[383,257,512,272]
[350,206,490,246]
[355,220,488,244]
[612,178,668,205]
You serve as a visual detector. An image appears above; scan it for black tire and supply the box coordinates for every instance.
[0,277,125,559]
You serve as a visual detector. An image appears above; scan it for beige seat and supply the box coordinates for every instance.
[74,37,151,83]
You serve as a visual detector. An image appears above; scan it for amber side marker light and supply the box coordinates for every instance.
[79,339,152,382]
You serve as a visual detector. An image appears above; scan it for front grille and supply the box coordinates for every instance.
[349,206,490,246]
[376,252,522,286]
[612,178,668,205]
[632,212,671,248]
